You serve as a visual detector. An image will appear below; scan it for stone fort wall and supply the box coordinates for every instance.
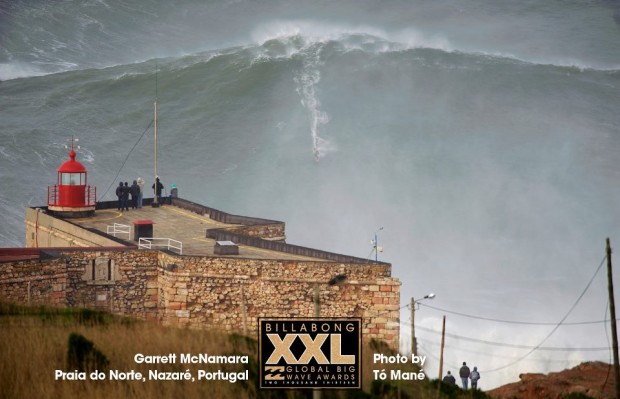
[0,248,400,348]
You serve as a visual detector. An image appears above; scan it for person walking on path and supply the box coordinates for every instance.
[136,177,144,208]
[130,180,140,209]
[470,366,480,389]
[459,362,471,389]
[442,371,456,385]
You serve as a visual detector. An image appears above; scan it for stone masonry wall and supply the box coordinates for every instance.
[0,249,400,348]
[0,257,68,306]
[24,208,123,248]
[221,223,286,241]
[0,249,160,320]
[156,252,400,347]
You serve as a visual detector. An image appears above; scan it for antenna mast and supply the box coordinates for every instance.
[152,61,159,207]
[66,136,80,151]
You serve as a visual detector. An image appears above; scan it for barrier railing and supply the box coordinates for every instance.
[106,223,131,239]
[138,238,183,255]
[47,185,97,206]
[171,197,283,226]
[206,228,389,265]
[87,186,97,206]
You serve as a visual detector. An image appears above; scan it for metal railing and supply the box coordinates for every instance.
[206,228,389,265]
[48,185,58,206]
[138,238,183,255]
[87,186,97,206]
[106,223,131,239]
[172,197,283,226]
[48,185,97,207]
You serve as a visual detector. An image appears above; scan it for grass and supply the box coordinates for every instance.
[0,302,490,399]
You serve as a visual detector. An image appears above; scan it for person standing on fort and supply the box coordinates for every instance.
[116,181,124,211]
[122,182,130,211]
[152,176,164,203]
[470,366,480,389]
[130,180,140,209]
[170,183,178,204]
[442,371,456,385]
[136,177,145,208]
[459,362,470,389]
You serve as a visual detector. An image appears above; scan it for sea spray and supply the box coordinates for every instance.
[294,43,332,161]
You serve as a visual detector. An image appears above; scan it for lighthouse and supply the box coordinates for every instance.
[47,138,96,217]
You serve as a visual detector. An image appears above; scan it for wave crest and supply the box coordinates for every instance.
[251,19,453,54]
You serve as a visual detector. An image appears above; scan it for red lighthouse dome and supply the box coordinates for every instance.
[47,140,96,217]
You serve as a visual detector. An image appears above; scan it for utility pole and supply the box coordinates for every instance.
[152,96,159,207]
[410,294,436,356]
[606,238,620,399]
[152,62,160,207]
[411,297,417,355]
[438,315,446,380]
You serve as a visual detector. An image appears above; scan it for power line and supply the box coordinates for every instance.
[364,304,409,319]
[482,254,608,372]
[416,325,609,352]
[100,119,153,200]
[418,302,607,326]
[418,338,523,360]
[417,340,583,364]
[418,342,460,372]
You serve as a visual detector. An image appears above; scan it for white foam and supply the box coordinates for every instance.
[0,146,13,160]
[251,20,451,53]
[252,20,360,45]
[390,28,454,53]
[77,148,95,164]
[293,43,333,161]
[249,19,620,72]
[0,63,48,81]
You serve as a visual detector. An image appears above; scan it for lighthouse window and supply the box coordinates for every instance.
[61,173,85,185]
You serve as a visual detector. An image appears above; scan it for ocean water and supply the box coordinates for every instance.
[1,0,620,389]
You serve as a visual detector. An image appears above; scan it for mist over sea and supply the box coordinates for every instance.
[1,0,620,389]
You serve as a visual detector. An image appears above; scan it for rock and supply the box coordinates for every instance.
[490,362,616,399]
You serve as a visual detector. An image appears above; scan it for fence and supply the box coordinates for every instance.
[106,223,131,239]
[48,185,96,207]
[138,238,183,255]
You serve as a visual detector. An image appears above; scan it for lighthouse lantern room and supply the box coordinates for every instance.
[47,138,96,217]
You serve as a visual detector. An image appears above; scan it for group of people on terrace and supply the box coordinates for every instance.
[116,176,177,211]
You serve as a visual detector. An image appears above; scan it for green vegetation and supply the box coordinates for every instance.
[0,302,133,326]
[67,333,110,373]
[0,302,490,399]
